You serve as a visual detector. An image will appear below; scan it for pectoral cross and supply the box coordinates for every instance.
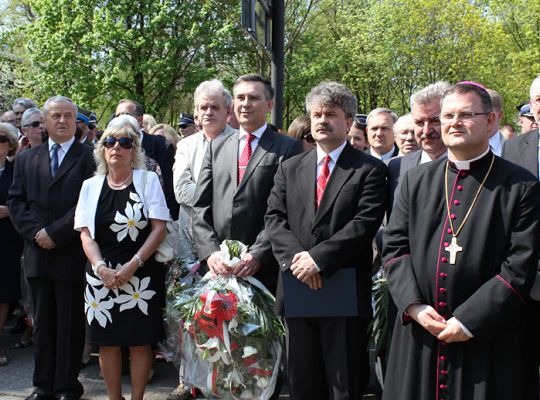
[445,236,463,265]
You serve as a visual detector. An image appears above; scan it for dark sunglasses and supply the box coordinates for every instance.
[301,131,315,144]
[88,123,96,130]
[0,135,9,143]
[23,121,42,128]
[102,136,133,149]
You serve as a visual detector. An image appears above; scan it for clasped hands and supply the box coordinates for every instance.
[208,251,261,278]
[406,304,471,343]
[99,262,136,290]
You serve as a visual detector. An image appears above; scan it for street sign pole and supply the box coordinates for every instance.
[271,0,284,129]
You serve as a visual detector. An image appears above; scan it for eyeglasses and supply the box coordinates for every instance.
[301,131,315,144]
[0,135,9,143]
[88,123,96,130]
[102,136,133,149]
[23,121,42,128]
[440,111,490,124]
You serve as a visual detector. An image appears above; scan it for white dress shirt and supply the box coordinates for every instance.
[48,137,75,167]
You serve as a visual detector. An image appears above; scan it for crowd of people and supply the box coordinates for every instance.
[1,72,540,400]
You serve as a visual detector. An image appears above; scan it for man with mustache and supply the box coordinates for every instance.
[387,82,450,215]
[266,81,387,399]
[383,82,540,400]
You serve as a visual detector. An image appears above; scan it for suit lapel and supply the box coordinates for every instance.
[236,128,274,193]
[36,143,53,182]
[523,132,539,177]
[222,131,239,188]
[296,150,317,222]
[314,144,355,226]
[50,141,82,186]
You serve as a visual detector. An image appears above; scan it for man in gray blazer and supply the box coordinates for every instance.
[173,79,236,261]
[192,74,303,294]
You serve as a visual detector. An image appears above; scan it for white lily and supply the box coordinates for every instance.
[109,198,148,242]
[115,276,156,315]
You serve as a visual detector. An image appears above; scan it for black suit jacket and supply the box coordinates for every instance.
[8,141,95,281]
[502,128,539,178]
[265,143,387,319]
[192,127,303,292]
[141,131,177,217]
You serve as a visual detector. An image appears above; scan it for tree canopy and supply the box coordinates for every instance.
[0,0,538,128]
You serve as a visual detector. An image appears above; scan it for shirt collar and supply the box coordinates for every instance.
[48,136,75,152]
[239,123,267,140]
[448,146,490,170]
[489,131,501,149]
[370,146,395,160]
[316,140,347,165]
[420,149,447,164]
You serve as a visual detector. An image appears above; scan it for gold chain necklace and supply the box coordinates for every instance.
[443,154,495,264]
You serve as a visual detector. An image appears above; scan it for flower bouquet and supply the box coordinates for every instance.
[161,257,201,368]
[172,240,284,399]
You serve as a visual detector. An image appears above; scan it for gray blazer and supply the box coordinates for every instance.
[192,127,303,292]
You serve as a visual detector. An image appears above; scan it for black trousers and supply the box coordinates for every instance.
[286,316,370,400]
[28,276,85,397]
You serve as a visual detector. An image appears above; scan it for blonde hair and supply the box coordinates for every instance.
[0,122,19,156]
[149,123,179,149]
[94,126,146,175]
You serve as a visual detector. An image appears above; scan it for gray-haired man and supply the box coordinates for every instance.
[266,81,387,399]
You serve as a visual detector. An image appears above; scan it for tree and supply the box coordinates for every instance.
[21,0,255,123]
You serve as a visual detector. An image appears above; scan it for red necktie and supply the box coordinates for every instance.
[238,133,255,184]
[316,155,331,208]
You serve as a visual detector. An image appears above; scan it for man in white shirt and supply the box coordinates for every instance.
[173,79,236,261]
[486,88,505,156]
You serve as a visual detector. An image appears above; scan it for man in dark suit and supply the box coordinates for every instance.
[192,74,302,295]
[8,96,95,400]
[503,77,540,177]
[115,99,178,219]
[265,82,387,399]
[366,107,399,161]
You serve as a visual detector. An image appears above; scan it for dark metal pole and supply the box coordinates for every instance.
[271,0,284,129]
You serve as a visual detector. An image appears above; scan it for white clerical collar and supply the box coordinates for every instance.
[239,123,267,140]
[420,150,447,164]
[448,147,490,170]
[317,140,347,164]
[48,136,75,153]
[370,146,395,161]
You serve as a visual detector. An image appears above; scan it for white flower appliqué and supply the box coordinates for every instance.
[85,282,115,328]
[115,276,156,315]
[109,193,148,242]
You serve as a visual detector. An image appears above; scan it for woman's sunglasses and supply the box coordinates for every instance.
[23,121,42,128]
[102,136,133,149]
[0,135,9,143]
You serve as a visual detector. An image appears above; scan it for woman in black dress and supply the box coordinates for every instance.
[0,123,24,366]
[75,125,169,400]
